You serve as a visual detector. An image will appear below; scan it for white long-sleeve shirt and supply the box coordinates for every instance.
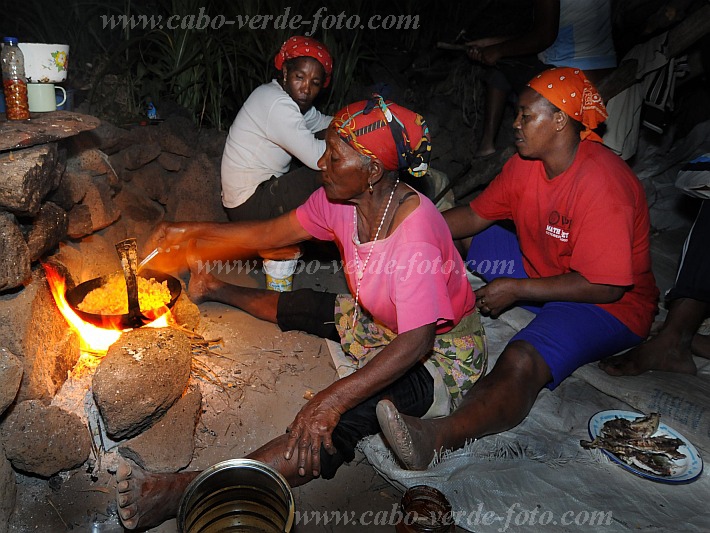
[220,80,333,208]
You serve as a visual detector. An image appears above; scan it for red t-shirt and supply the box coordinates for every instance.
[470,140,658,338]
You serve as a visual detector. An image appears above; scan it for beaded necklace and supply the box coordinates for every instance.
[352,177,400,328]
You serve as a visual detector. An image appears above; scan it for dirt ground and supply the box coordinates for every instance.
[5,175,695,533]
[7,228,452,532]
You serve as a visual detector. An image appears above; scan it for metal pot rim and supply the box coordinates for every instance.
[177,458,295,533]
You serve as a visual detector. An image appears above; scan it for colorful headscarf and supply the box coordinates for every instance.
[527,67,608,143]
[274,36,333,87]
[332,95,432,177]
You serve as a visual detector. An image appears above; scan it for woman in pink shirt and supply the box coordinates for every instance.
[115,96,486,531]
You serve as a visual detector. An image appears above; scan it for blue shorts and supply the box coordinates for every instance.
[467,224,643,390]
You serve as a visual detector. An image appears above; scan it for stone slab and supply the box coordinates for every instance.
[0,111,100,152]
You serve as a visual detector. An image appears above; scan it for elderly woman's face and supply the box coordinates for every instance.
[282,57,326,113]
[512,88,560,159]
[318,127,371,201]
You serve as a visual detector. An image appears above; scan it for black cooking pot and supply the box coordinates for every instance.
[64,269,182,329]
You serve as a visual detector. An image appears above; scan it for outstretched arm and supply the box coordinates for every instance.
[143,210,310,260]
[443,205,496,240]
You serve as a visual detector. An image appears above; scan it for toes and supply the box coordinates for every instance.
[118,502,138,521]
[116,462,132,480]
[117,479,128,492]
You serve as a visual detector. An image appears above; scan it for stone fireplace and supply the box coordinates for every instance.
[0,109,230,530]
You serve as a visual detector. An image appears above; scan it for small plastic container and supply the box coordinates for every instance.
[263,258,298,292]
[1,37,30,120]
[395,485,455,532]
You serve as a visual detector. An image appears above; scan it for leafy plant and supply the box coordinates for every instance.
[0,0,452,129]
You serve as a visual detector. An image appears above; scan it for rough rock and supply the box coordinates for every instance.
[51,146,68,191]
[0,143,58,216]
[82,177,121,233]
[171,292,201,331]
[92,327,192,440]
[52,234,121,285]
[165,153,228,222]
[47,168,91,211]
[118,388,202,472]
[23,202,68,261]
[66,203,93,239]
[0,211,31,292]
[76,148,115,176]
[157,152,184,172]
[17,263,80,402]
[157,116,198,157]
[118,185,165,223]
[0,270,36,357]
[196,128,227,158]
[130,161,171,205]
[112,186,165,239]
[121,142,162,171]
[125,123,160,147]
[0,400,91,477]
[0,443,15,533]
[77,121,131,155]
[0,347,23,416]
[0,111,100,152]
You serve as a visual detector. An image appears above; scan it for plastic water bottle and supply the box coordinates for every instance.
[1,36,30,120]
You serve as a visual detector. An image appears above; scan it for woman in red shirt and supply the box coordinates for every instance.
[377,67,659,470]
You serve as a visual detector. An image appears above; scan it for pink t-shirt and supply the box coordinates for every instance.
[296,188,475,334]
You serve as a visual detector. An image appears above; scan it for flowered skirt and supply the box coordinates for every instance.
[334,295,487,408]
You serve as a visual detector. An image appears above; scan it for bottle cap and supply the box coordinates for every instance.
[3,37,18,45]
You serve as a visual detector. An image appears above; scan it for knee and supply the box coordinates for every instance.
[498,340,552,384]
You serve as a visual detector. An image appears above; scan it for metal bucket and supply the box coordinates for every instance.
[177,459,295,533]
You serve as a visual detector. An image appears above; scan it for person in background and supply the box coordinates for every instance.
[221,35,333,222]
[115,96,487,530]
[467,0,616,158]
[600,155,710,375]
[376,67,658,471]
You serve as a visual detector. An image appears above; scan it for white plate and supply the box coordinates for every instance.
[588,410,703,484]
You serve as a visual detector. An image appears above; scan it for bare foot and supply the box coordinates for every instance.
[376,400,437,470]
[186,240,221,304]
[599,333,697,376]
[115,460,199,530]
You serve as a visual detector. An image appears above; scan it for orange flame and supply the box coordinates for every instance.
[43,263,170,354]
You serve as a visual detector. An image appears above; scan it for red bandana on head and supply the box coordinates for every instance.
[332,96,432,177]
[528,67,608,143]
[274,36,333,87]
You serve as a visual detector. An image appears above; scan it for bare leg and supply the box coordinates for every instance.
[692,333,710,359]
[599,298,709,376]
[186,242,280,323]
[116,460,199,530]
[377,341,551,469]
[474,86,507,158]
[116,434,316,530]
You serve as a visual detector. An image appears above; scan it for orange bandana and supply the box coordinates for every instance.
[274,36,333,87]
[528,67,608,143]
